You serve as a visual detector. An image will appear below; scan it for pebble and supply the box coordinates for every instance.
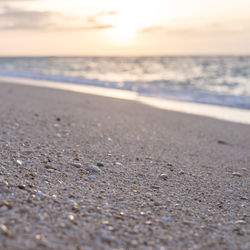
[45,165,57,170]
[18,184,26,190]
[67,214,75,221]
[225,189,233,194]
[0,224,13,238]
[46,169,54,173]
[240,196,248,200]
[40,175,47,180]
[68,200,78,207]
[159,173,168,180]
[96,162,104,167]
[72,205,80,213]
[3,202,13,209]
[16,160,22,166]
[232,172,242,177]
[89,175,96,180]
[115,162,123,166]
[217,140,232,146]
[0,206,8,212]
[161,216,171,223]
[71,162,82,168]
[36,190,46,198]
[86,166,101,173]
[235,220,246,224]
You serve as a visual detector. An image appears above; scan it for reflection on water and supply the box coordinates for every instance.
[0,56,250,109]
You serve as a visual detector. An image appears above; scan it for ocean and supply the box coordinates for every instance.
[0,56,250,110]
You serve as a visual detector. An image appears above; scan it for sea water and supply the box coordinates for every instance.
[0,56,250,110]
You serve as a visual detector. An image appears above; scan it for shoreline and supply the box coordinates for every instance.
[0,81,249,249]
[1,76,250,125]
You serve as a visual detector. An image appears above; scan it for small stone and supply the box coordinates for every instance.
[35,234,42,240]
[167,163,173,166]
[235,220,246,224]
[40,175,47,180]
[87,165,101,173]
[131,240,138,246]
[45,165,57,170]
[56,117,61,122]
[68,200,77,207]
[36,190,46,198]
[115,162,123,166]
[150,185,160,190]
[71,162,82,168]
[96,162,104,167]
[0,206,8,212]
[68,214,75,221]
[217,140,232,145]
[3,202,13,209]
[89,175,96,180]
[72,205,80,213]
[0,224,14,238]
[225,189,233,194]
[18,184,26,190]
[154,201,162,206]
[159,173,168,180]
[240,196,248,200]
[183,220,193,225]
[179,170,185,175]
[16,160,22,166]
[161,216,171,223]
[232,172,242,177]
[145,220,152,225]
[102,220,109,225]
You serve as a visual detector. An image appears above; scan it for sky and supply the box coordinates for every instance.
[0,0,250,56]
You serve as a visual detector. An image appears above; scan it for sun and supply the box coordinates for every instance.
[104,2,159,45]
[108,14,143,44]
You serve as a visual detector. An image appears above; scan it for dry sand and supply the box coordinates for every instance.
[0,81,249,250]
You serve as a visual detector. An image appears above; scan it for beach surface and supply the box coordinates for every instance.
[0,81,249,249]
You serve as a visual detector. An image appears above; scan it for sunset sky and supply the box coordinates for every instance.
[0,0,250,56]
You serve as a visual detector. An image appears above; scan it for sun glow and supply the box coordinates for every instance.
[105,2,160,45]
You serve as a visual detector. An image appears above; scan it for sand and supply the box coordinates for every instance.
[0,81,249,250]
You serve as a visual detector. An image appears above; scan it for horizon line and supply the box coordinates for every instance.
[1,53,250,58]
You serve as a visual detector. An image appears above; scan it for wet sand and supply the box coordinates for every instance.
[0,81,249,249]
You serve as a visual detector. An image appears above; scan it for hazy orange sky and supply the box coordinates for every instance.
[0,0,250,56]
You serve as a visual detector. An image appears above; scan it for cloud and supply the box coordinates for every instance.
[139,26,165,33]
[0,6,116,31]
[85,11,117,29]
[138,21,250,36]
[0,0,36,2]
[0,6,63,30]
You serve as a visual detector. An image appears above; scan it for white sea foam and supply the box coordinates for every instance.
[1,76,250,125]
[0,56,250,109]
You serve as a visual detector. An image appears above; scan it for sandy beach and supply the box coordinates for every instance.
[0,81,249,249]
